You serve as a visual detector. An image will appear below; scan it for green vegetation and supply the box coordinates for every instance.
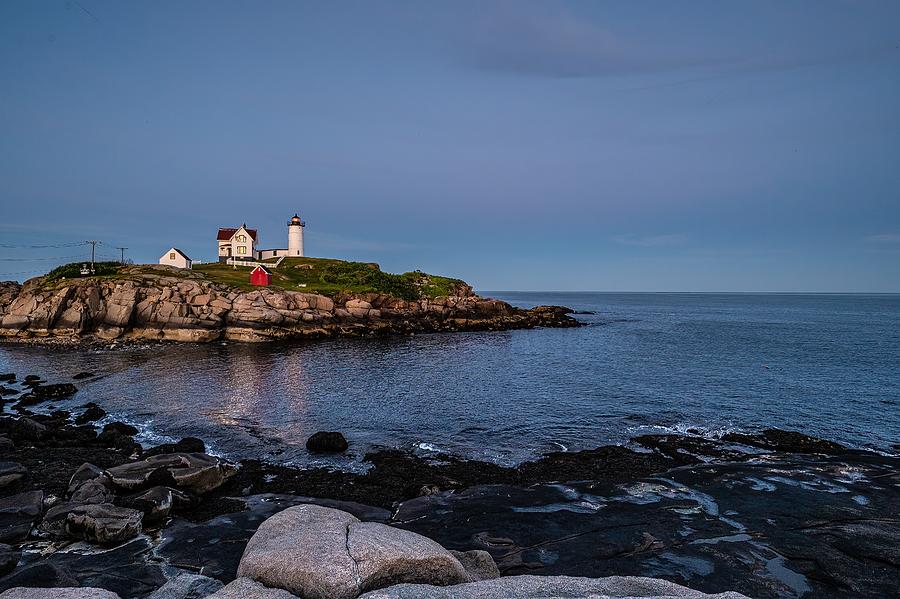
[45,261,123,282]
[37,257,468,300]
[193,257,467,299]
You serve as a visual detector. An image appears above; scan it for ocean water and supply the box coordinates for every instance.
[0,293,897,467]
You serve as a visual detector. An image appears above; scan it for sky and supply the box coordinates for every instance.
[1,1,899,292]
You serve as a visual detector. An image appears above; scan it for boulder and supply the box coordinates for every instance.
[102,422,139,437]
[206,578,298,599]
[449,550,499,582]
[64,503,143,545]
[237,505,470,599]
[145,572,223,599]
[122,486,188,525]
[106,453,236,494]
[306,431,348,453]
[72,372,95,380]
[0,589,121,599]
[0,375,14,383]
[348,521,470,590]
[75,405,106,425]
[145,437,205,457]
[357,575,750,598]
[0,462,26,488]
[7,418,45,441]
[31,383,77,400]
[70,479,115,505]
[237,504,359,599]
[0,542,21,576]
[0,562,79,590]
[0,490,43,543]
[68,463,106,494]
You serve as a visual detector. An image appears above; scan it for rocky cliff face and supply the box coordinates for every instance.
[0,267,577,343]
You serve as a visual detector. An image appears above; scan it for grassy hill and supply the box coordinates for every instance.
[42,258,469,301]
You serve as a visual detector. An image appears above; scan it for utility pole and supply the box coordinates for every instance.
[116,247,128,265]
[85,240,100,273]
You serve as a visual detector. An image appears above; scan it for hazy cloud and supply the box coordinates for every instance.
[864,233,900,243]
[458,2,705,78]
[613,234,687,247]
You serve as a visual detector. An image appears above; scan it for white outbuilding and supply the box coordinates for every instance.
[159,247,192,269]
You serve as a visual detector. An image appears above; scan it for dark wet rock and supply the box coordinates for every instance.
[0,376,14,384]
[450,549,500,582]
[106,453,236,495]
[0,437,12,453]
[72,372,95,380]
[11,396,41,408]
[721,429,849,454]
[70,479,115,505]
[0,544,20,577]
[0,562,78,589]
[67,463,105,494]
[632,435,753,464]
[0,589,122,599]
[101,422,138,437]
[64,503,143,545]
[0,388,17,398]
[0,537,166,597]
[3,418,46,441]
[30,384,77,401]
[22,376,40,384]
[146,572,223,599]
[0,463,26,489]
[74,406,106,426]
[517,445,673,484]
[0,491,43,544]
[121,486,188,526]
[145,437,206,458]
[305,431,348,453]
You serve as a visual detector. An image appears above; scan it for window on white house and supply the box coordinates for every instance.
[169,253,175,260]
[237,235,246,243]
[238,246,246,255]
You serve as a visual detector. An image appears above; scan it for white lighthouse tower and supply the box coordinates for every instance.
[288,214,305,257]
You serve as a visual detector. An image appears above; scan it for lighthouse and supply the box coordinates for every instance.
[288,214,305,257]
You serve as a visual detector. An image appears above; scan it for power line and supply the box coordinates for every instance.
[115,247,128,264]
[0,242,87,249]
[0,254,87,262]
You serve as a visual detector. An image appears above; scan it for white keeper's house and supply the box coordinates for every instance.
[159,247,192,269]
[217,214,305,262]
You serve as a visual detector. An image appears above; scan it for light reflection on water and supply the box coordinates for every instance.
[0,292,898,467]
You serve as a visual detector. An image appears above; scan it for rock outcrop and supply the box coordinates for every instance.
[236,504,476,599]
[0,267,578,343]
[357,575,750,598]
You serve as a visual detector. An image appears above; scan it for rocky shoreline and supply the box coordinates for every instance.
[0,267,578,344]
[0,371,897,598]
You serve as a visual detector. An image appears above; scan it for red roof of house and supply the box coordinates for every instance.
[217,227,258,241]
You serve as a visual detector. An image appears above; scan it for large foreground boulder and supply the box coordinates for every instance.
[358,575,750,598]
[64,504,143,545]
[237,504,472,599]
[0,589,120,599]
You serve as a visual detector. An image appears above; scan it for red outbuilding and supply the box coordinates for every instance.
[249,265,272,286]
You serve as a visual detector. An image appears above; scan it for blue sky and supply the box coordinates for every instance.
[1,1,899,291]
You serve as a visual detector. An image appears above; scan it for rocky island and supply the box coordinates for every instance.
[0,259,578,344]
